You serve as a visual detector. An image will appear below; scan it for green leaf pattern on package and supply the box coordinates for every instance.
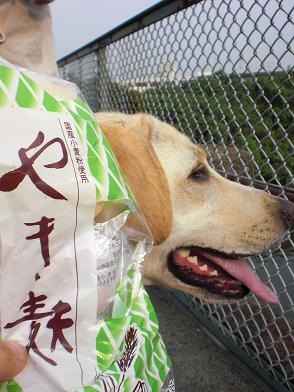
[0,65,171,392]
[94,266,172,391]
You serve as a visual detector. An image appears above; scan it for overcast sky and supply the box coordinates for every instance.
[53,0,293,78]
[51,0,160,59]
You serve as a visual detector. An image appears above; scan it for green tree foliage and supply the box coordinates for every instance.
[65,69,293,187]
[115,71,293,187]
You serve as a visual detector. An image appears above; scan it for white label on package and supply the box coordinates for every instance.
[0,109,97,391]
[94,211,133,317]
[95,229,123,315]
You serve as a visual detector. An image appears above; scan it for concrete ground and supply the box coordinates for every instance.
[147,286,263,392]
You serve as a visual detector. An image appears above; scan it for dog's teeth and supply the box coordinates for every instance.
[178,248,190,257]
[210,270,218,277]
[199,264,208,271]
[187,256,198,265]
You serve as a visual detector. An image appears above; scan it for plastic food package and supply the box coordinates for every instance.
[0,60,175,391]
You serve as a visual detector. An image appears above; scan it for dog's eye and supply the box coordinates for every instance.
[189,168,207,181]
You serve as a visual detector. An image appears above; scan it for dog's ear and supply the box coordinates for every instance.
[95,112,173,245]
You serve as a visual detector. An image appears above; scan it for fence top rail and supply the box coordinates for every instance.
[57,0,201,66]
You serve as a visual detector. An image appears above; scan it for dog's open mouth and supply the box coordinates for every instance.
[168,247,278,303]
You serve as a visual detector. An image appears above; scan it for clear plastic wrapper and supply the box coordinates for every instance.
[0,60,174,391]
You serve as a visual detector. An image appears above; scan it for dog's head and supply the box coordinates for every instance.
[95,112,293,304]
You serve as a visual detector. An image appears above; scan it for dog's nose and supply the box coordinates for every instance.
[278,198,294,227]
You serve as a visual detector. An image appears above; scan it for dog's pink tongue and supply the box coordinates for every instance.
[202,251,278,303]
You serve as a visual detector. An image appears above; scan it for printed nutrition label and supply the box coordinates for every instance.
[96,231,122,287]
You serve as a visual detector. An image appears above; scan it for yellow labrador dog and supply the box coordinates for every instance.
[96,112,294,305]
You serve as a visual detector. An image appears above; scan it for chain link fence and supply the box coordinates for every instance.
[58,0,294,390]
